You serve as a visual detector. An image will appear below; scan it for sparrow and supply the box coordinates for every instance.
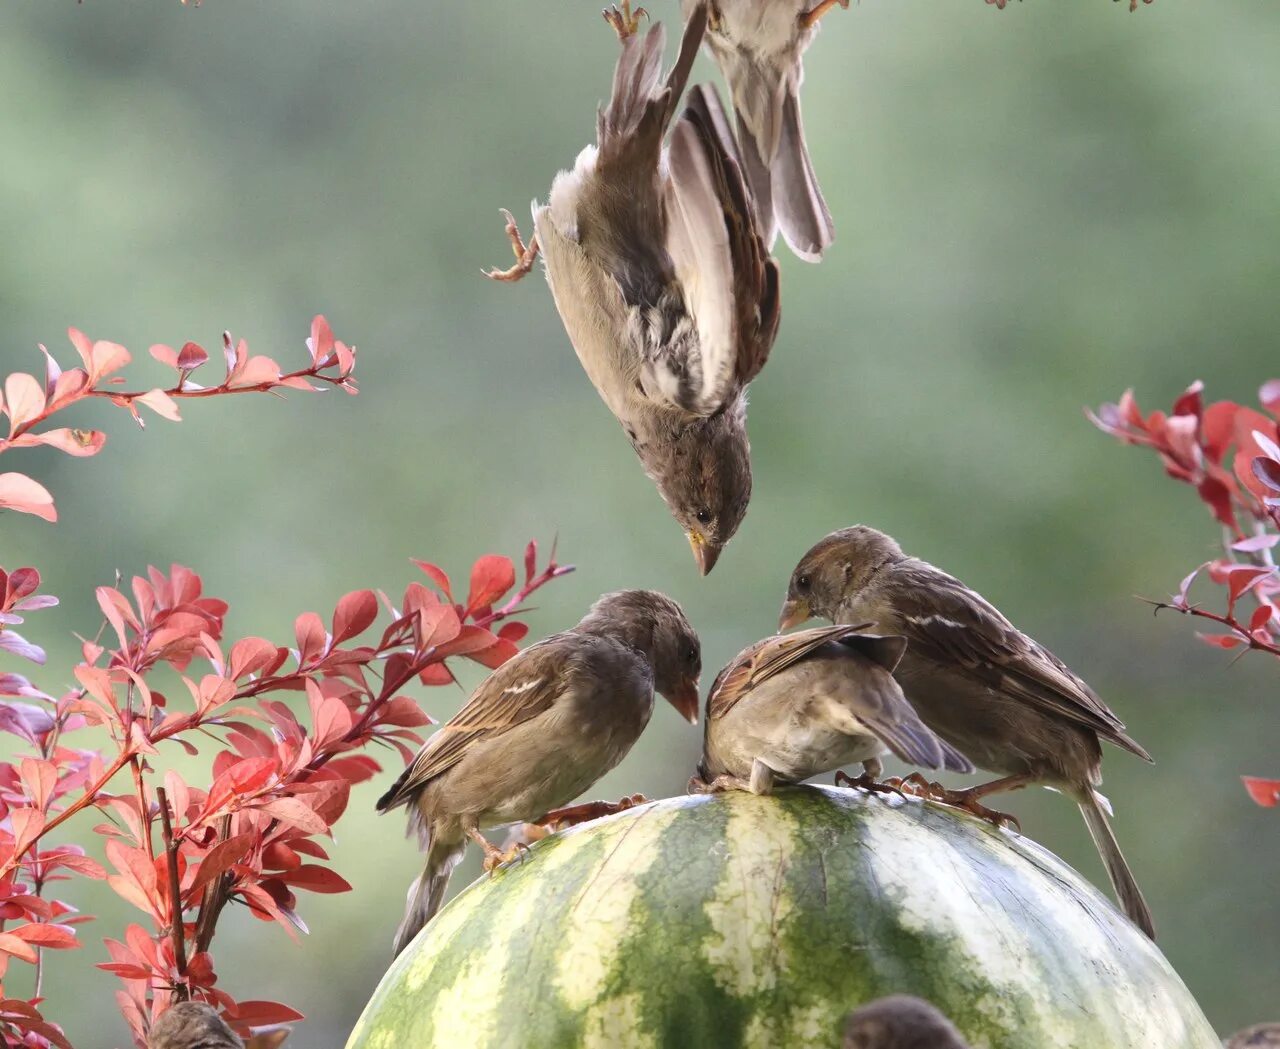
[843,995,971,1049]
[779,525,1157,939]
[682,0,847,261]
[376,589,701,956]
[1226,1025,1280,1049]
[147,1003,242,1049]
[696,624,972,794]
[485,4,781,575]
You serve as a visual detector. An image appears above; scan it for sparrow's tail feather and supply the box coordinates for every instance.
[870,706,971,774]
[597,6,707,168]
[1075,787,1156,940]
[392,837,463,958]
[937,736,976,775]
[771,88,833,262]
[734,111,778,252]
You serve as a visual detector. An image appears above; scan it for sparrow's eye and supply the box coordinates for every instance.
[684,645,698,664]
[795,574,812,593]
[695,509,711,525]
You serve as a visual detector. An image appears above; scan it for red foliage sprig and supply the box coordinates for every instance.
[0,547,571,1047]
[1090,379,1280,805]
[0,315,355,523]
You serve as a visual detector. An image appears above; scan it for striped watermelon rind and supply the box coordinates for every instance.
[347,787,1219,1049]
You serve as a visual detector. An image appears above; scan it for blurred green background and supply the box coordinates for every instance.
[2,1,1277,1044]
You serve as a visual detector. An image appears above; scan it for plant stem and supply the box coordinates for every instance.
[155,786,189,1001]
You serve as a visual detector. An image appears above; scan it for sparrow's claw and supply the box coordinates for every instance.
[539,793,649,831]
[688,773,752,795]
[834,769,906,799]
[923,784,1022,832]
[893,772,938,797]
[799,0,849,30]
[483,208,540,282]
[482,841,530,874]
[603,1,648,39]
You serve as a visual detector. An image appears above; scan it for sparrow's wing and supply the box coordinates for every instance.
[658,83,780,416]
[707,624,873,720]
[375,635,580,811]
[887,561,1152,761]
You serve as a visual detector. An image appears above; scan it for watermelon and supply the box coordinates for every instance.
[346,787,1218,1049]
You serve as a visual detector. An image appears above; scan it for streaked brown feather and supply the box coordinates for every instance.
[681,83,781,389]
[376,635,578,811]
[887,561,1151,761]
[707,623,874,721]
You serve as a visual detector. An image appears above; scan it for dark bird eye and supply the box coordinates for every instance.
[796,574,812,593]
[684,645,698,664]
[695,509,711,525]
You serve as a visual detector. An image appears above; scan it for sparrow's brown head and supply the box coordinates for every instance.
[842,995,970,1049]
[147,1002,243,1049]
[635,401,751,576]
[780,525,903,631]
[583,590,702,723]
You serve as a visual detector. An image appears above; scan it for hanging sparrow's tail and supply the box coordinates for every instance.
[1075,787,1156,940]
[597,4,708,169]
[726,69,833,262]
[392,836,464,958]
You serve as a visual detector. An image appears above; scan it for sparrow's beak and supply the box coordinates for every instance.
[665,677,701,725]
[687,532,722,576]
[778,598,811,632]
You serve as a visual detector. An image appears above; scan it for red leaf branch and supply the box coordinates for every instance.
[0,315,355,523]
[0,544,570,1047]
[1091,379,1280,805]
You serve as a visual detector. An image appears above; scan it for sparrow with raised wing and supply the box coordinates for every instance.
[377,589,701,955]
[696,624,972,795]
[843,995,971,1049]
[486,5,780,575]
[682,0,848,261]
[779,525,1156,939]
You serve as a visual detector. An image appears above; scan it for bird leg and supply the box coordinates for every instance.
[882,772,936,796]
[835,758,907,798]
[688,773,753,794]
[917,774,1031,832]
[465,824,515,874]
[482,208,540,282]
[537,793,649,831]
[602,1,649,39]
[799,0,849,31]
[749,758,777,796]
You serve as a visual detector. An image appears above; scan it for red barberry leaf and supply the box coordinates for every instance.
[466,555,516,614]
[331,589,378,645]
[224,1000,304,1026]
[498,622,529,643]
[281,865,352,894]
[8,923,79,950]
[1196,476,1237,531]
[177,341,209,371]
[411,560,453,603]
[1253,455,1280,494]
[1197,632,1243,649]
[189,834,256,896]
[293,612,327,667]
[0,473,57,522]
[1242,776,1280,807]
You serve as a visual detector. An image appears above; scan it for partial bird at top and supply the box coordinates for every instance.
[485,2,780,576]
[683,0,849,261]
